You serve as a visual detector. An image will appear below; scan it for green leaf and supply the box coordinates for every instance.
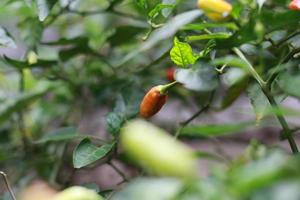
[34,127,79,143]
[247,83,269,123]
[175,64,218,91]
[221,77,249,109]
[106,112,125,135]
[19,17,43,49]
[194,151,225,161]
[3,55,57,69]
[148,4,174,20]
[36,0,58,21]
[211,55,249,70]
[73,138,115,169]
[277,72,300,99]
[182,23,239,31]
[135,0,147,9]
[230,151,295,195]
[0,86,52,124]
[119,10,202,66]
[41,36,88,45]
[107,26,146,47]
[0,26,16,48]
[180,122,253,137]
[186,33,232,41]
[170,37,199,68]
[111,178,183,200]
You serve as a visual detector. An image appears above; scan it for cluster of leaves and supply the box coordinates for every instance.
[0,0,300,199]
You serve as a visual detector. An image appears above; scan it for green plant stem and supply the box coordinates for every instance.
[233,48,299,153]
[49,143,67,185]
[232,48,266,87]
[261,87,299,153]
[18,69,30,149]
[160,81,179,94]
[174,106,209,138]
[108,162,129,182]
[0,171,16,200]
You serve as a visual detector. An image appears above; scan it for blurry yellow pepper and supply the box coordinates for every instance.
[197,0,232,21]
[53,186,104,200]
[120,119,197,178]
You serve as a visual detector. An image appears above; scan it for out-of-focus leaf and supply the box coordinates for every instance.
[34,127,79,143]
[260,10,300,32]
[3,55,57,69]
[247,83,269,123]
[58,45,92,61]
[211,56,249,70]
[111,178,183,200]
[221,77,249,109]
[277,72,300,99]
[186,32,232,41]
[19,17,43,49]
[36,0,58,21]
[230,151,298,196]
[0,26,16,48]
[42,36,88,45]
[106,112,125,136]
[148,4,174,20]
[194,151,225,161]
[135,0,147,9]
[120,10,202,65]
[0,86,53,124]
[180,122,253,137]
[73,138,114,168]
[175,64,218,91]
[170,37,199,68]
[80,183,100,193]
[252,181,300,200]
[182,23,239,31]
[107,26,146,47]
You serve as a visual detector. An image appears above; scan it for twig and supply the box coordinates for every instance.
[108,162,129,182]
[0,171,16,200]
[49,143,67,185]
[18,69,30,150]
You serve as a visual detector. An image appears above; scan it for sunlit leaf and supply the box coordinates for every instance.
[170,37,199,68]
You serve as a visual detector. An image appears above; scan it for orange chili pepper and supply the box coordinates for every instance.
[140,86,168,118]
[140,82,177,118]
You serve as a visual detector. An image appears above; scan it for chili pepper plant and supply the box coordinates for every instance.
[0,0,300,199]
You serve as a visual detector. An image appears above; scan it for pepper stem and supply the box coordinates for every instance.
[159,81,178,94]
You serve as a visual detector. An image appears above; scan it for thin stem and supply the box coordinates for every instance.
[0,171,16,200]
[49,143,67,185]
[261,87,299,153]
[108,162,128,182]
[233,47,298,153]
[18,69,30,149]
[232,48,266,87]
[160,81,178,94]
[174,104,210,138]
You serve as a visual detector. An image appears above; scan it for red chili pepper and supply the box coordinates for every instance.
[140,86,168,118]
[289,0,300,10]
[166,68,176,82]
